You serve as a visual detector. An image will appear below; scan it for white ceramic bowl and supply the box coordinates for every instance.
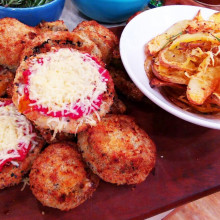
[120,5,220,130]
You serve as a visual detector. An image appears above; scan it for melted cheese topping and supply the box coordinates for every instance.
[28,48,107,116]
[0,102,37,164]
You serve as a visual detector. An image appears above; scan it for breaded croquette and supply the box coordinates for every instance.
[29,142,99,211]
[77,114,156,185]
[20,30,103,63]
[73,20,119,64]
[0,98,44,189]
[0,137,44,189]
[0,18,38,70]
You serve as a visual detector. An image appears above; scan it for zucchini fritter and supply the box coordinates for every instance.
[29,142,99,211]
[77,115,156,185]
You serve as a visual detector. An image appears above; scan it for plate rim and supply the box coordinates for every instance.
[120,5,220,130]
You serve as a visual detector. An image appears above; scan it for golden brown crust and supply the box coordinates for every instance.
[73,20,119,64]
[0,136,44,190]
[73,21,118,48]
[0,98,45,189]
[77,114,156,185]
[0,18,117,71]
[0,68,14,97]
[0,18,38,70]
[36,127,75,144]
[29,142,99,211]
[20,31,103,64]
[36,20,68,32]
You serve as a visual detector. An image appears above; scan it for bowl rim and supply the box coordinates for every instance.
[0,0,64,10]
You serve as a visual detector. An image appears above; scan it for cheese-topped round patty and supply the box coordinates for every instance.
[28,48,107,114]
[0,99,44,189]
[29,142,99,211]
[13,48,114,134]
[0,100,38,170]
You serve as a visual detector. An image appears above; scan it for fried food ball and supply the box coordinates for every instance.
[73,20,119,63]
[0,98,45,189]
[20,31,103,63]
[0,18,72,71]
[77,114,156,185]
[29,142,99,211]
[0,18,38,70]
[0,67,14,97]
[0,136,44,190]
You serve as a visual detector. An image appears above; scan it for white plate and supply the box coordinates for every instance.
[120,5,220,130]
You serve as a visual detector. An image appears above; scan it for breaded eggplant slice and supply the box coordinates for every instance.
[73,21,119,63]
[13,48,114,134]
[78,114,156,185]
[0,67,14,97]
[29,142,99,211]
[20,31,103,63]
[0,98,45,189]
[0,18,38,70]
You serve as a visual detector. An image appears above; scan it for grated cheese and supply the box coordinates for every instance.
[0,101,37,166]
[46,117,68,139]
[27,48,107,116]
[21,177,30,191]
